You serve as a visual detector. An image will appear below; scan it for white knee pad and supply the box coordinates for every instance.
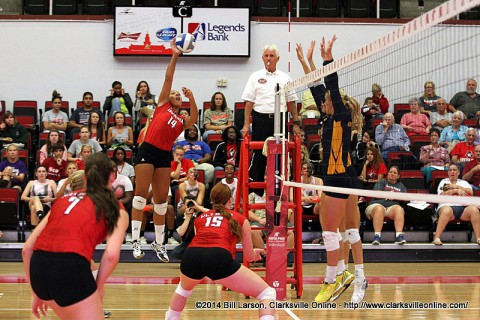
[340,232,349,243]
[132,196,147,211]
[154,202,168,216]
[174,283,193,298]
[347,228,361,244]
[323,231,340,252]
[256,286,276,301]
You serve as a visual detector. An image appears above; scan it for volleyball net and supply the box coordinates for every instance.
[278,0,480,206]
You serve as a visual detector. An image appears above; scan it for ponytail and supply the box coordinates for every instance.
[85,153,120,234]
[210,183,242,242]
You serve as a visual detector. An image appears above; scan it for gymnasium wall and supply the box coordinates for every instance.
[0,19,477,114]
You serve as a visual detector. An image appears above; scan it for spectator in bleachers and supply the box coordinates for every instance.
[112,147,134,184]
[38,129,67,165]
[419,81,441,115]
[429,98,453,132]
[0,145,27,191]
[133,80,156,121]
[0,111,28,149]
[177,167,205,219]
[300,162,322,216]
[365,166,407,245]
[299,90,320,119]
[202,91,234,142]
[103,81,133,117]
[174,125,214,187]
[220,163,238,209]
[353,130,378,175]
[450,78,480,119]
[375,113,410,160]
[20,165,57,228]
[87,110,106,148]
[439,111,467,152]
[42,145,68,183]
[358,146,387,189]
[67,126,102,162]
[170,145,195,185]
[212,125,242,170]
[361,97,383,129]
[68,91,104,141]
[137,113,153,146]
[461,145,480,190]
[450,127,476,165]
[56,162,78,197]
[371,83,389,115]
[419,128,450,185]
[112,170,133,218]
[73,144,93,170]
[473,117,480,145]
[400,97,432,137]
[42,90,68,132]
[107,111,134,151]
[433,164,480,245]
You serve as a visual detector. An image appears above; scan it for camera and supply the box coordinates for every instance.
[186,200,195,208]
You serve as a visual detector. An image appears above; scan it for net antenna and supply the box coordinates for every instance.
[281,0,480,98]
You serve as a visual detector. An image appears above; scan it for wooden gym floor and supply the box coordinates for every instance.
[0,262,479,319]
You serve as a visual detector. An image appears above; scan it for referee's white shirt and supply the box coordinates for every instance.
[241,68,298,114]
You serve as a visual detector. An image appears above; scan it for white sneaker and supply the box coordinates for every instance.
[351,277,368,303]
[168,238,180,245]
[139,236,148,245]
[125,233,132,244]
[132,240,145,259]
[151,241,169,262]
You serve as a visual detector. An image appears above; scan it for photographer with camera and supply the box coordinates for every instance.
[171,167,206,259]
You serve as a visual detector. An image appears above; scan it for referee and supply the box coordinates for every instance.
[241,44,300,196]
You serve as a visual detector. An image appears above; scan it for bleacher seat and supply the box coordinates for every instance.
[207,133,223,154]
[0,189,22,238]
[431,170,449,193]
[53,0,77,14]
[13,100,38,129]
[405,189,434,231]
[234,101,245,131]
[256,0,282,16]
[462,118,477,127]
[387,151,415,168]
[315,0,340,17]
[400,170,425,190]
[302,118,319,139]
[409,134,430,158]
[83,0,109,14]
[292,0,313,17]
[379,0,398,18]
[0,100,5,119]
[393,103,410,123]
[345,0,371,18]
[24,0,49,14]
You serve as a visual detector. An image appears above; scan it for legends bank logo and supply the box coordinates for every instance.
[188,22,246,41]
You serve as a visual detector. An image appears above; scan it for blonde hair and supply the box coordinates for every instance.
[262,44,279,57]
[70,170,85,191]
[372,83,382,95]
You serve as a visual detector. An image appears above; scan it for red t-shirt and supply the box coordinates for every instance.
[365,162,388,180]
[451,142,475,162]
[42,157,68,182]
[75,158,85,170]
[462,159,480,186]
[190,209,246,258]
[144,102,185,151]
[170,158,195,180]
[34,191,124,262]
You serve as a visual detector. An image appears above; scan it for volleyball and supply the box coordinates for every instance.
[175,33,196,53]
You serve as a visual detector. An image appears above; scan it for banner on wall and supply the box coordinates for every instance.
[114,6,250,57]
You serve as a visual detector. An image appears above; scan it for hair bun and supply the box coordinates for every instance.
[52,90,63,100]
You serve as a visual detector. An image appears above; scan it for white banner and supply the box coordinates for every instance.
[114,7,250,57]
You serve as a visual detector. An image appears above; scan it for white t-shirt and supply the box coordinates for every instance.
[437,178,472,209]
[241,68,298,114]
[221,177,238,208]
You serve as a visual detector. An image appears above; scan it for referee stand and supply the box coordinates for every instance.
[234,134,303,299]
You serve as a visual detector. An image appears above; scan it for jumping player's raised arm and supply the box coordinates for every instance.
[158,39,182,106]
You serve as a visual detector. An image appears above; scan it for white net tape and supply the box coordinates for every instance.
[282,178,480,207]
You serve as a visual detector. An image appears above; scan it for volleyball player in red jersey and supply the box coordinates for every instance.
[165,183,276,320]
[131,39,198,261]
[22,153,129,320]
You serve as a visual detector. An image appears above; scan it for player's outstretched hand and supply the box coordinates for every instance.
[320,35,337,61]
[170,38,182,56]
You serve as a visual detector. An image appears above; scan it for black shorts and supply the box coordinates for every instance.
[323,166,360,199]
[180,247,241,280]
[134,142,173,168]
[30,250,96,307]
